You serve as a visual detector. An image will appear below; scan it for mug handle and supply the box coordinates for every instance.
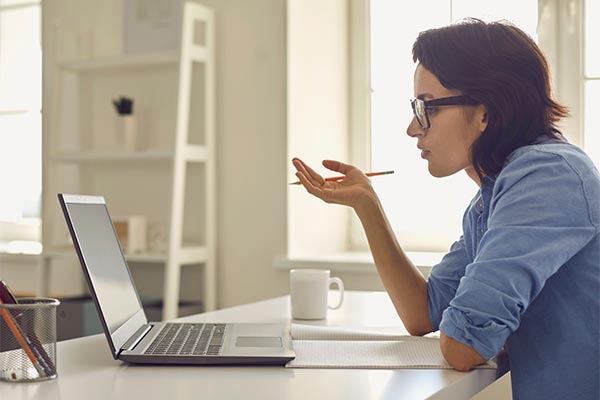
[327,277,344,310]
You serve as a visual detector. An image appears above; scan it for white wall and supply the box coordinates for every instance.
[196,0,291,307]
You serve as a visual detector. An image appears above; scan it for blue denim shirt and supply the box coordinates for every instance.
[427,137,600,400]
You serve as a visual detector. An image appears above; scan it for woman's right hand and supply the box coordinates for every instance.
[291,158,377,211]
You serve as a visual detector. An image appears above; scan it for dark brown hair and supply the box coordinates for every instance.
[412,18,569,180]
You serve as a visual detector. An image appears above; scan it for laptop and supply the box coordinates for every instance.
[58,193,295,365]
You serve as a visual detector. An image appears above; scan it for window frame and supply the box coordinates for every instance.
[348,0,372,251]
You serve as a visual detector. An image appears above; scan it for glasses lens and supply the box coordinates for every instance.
[412,99,427,128]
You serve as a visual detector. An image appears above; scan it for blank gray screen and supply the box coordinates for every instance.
[66,202,142,334]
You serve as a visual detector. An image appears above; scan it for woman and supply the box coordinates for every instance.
[292,19,599,400]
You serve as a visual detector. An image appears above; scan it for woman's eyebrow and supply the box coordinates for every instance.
[416,93,434,100]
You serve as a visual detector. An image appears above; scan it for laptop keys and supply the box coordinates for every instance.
[144,323,225,356]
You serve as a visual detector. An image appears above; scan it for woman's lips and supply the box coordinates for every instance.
[421,149,430,159]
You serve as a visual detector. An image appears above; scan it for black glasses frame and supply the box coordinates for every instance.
[410,95,479,129]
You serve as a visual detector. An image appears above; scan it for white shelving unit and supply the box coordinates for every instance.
[42,2,216,320]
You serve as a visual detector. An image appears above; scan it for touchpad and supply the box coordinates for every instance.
[235,336,282,348]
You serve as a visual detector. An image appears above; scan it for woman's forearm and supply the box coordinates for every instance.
[355,192,433,336]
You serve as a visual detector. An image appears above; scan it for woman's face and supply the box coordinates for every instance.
[406,65,487,181]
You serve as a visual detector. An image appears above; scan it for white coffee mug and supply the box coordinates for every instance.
[290,269,344,320]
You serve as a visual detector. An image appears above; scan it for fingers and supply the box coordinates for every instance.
[292,158,325,186]
[291,157,362,206]
[295,170,325,200]
[292,158,331,202]
[322,159,355,175]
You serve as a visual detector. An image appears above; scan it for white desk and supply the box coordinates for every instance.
[0,291,506,400]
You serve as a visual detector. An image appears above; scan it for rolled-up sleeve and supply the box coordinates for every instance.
[427,237,470,331]
[439,150,599,360]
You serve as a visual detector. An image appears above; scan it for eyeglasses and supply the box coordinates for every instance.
[410,95,479,129]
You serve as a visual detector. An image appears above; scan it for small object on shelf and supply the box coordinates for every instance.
[148,224,169,253]
[113,96,137,151]
[123,0,184,54]
[112,96,134,115]
[113,216,147,255]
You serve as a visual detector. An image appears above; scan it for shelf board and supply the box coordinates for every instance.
[183,144,208,161]
[178,246,208,264]
[60,52,179,71]
[125,252,168,263]
[119,248,207,265]
[52,150,173,162]
[190,47,208,62]
[42,247,206,265]
[53,146,208,163]
[43,248,166,263]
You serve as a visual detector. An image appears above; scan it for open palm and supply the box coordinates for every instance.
[292,158,375,210]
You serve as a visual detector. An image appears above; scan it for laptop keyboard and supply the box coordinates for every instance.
[144,323,226,356]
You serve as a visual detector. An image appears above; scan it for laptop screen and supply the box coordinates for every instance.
[65,201,143,334]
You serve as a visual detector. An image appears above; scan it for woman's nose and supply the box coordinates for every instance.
[406,117,424,138]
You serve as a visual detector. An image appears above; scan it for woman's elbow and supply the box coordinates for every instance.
[405,322,433,337]
[440,333,487,372]
[404,317,434,337]
[443,352,477,372]
[406,326,431,336]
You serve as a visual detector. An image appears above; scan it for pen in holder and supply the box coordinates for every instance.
[113,96,136,152]
[0,298,60,382]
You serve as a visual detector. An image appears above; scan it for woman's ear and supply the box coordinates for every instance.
[478,105,488,132]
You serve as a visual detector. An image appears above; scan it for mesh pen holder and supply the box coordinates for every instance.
[0,298,60,382]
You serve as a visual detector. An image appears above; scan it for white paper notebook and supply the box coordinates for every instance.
[286,324,497,369]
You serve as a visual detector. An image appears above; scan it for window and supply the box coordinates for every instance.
[355,0,595,253]
[584,0,600,166]
[286,0,596,263]
[0,0,42,253]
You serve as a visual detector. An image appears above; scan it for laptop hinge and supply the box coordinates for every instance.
[121,324,153,353]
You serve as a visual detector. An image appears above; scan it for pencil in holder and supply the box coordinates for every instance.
[0,298,60,382]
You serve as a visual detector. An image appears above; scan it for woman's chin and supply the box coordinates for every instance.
[428,164,459,178]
